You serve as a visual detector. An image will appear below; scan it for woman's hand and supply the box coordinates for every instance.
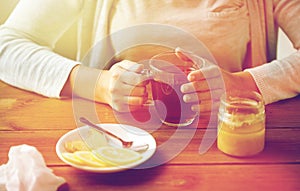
[181,63,225,113]
[97,60,149,112]
[177,48,260,114]
[61,60,149,112]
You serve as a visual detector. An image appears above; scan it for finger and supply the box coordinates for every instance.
[187,70,205,81]
[191,100,220,113]
[194,77,225,91]
[111,59,145,74]
[181,77,225,94]
[183,91,210,103]
[115,61,149,86]
[127,95,147,106]
[111,65,147,86]
[175,47,204,66]
[130,86,147,97]
[118,60,144,73]
[112,83,146,96]
[183,89,224,103]
[111,64,126,78]
[111,95,147,112]
[120,71,148,86]
[175,47,194,62]
[188,65,221,81]
[181,81,207,94]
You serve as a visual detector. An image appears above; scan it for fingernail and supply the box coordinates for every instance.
[180,85,187,93]
[191,105,197,112]
[131,64,142,72]
[183,95,192,103]
[188,74,195,81]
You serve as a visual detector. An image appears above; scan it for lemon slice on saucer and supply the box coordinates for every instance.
[74,151,108,167]
[62,152,85,165]
[62,151,108,167]
[94,146,142,166]
[64,140,89,153]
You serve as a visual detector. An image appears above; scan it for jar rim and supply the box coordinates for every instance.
[220,91,264,110]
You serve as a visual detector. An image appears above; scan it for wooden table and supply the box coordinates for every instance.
[1,80,300,191]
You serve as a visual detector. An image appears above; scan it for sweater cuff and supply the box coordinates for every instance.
[53,61,80,99]
[244,64,278,105]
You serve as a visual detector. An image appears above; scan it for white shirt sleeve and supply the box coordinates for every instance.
[245,0,300,104]
[0,0,83,98]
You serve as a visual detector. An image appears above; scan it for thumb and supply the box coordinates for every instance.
[118,60,144,73]
[175,47,194,62]
[175,47,206,68]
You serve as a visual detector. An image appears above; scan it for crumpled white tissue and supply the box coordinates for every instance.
[0,144,65,191]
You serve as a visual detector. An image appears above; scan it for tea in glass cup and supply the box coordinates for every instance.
[147,52,202,127]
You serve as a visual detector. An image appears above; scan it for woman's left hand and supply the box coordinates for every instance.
[180,59,260,114]
[181,63,225,114]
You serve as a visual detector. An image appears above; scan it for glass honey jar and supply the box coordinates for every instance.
[217,91,265,157]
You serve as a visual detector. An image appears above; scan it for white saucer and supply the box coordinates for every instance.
[56,124,156,173]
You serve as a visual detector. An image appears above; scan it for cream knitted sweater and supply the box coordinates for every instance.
[0,0,299,104]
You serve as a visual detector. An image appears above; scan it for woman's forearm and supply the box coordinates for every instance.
[60,65,112,105]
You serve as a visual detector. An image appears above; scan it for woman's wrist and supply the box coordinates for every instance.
[222,70,260,93]
[235,71,260,93]
[60,65,111,105]
[60,65,80,97]
[94,70,112,105]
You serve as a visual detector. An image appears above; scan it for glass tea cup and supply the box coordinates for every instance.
[143,51,203,127]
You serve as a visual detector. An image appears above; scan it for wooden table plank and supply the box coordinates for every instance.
[0,130,67,164]
[52,164,300,191]
[1,81,300,191]
[2,86,300,131]
[1,128,300,165]
[265,96,300,128]
[0,98,76,131]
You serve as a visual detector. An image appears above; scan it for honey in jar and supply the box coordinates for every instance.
[217,91,265,157]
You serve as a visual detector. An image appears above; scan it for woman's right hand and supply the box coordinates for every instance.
[96,60,149,112]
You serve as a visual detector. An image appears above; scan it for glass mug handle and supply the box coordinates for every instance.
[139,48,205,107]
[140,69,154,106]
